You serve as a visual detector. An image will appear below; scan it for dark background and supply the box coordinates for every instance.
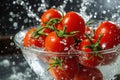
[0,0,120,80]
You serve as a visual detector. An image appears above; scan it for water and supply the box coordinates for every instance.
[14,27,120,80]
[1,0,120,80]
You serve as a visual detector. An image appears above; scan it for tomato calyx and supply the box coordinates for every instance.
[54,25,79,38]
[46,18,62,26]
[85,34,104,58]
[33,26,48,39]
[48,57,63,70]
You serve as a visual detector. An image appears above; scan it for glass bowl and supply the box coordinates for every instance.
[14,26,120,80]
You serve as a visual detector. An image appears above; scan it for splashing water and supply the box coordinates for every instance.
[3,0,120,80]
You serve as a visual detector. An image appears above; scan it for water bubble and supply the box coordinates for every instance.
[9,12,14,16]
[64,65,68,69]
[9,18,13,22]
[64,47,69,51]
[101,43,106,49]
[60,39,67,45]
[24,18,28,23]
[0,59,11,67]
[10,36,13,40]
[12,61,16,65]
[102,10,106,14]
[13,22,18,27]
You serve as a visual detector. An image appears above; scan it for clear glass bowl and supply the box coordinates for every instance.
[14,27,120,80]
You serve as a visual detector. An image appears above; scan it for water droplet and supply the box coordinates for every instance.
[10,42,15,46]
[101,43,106,49]
[13,22,18,27]
[102,10,106,14]
[2,59,11,67]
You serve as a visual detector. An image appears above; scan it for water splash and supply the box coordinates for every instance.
[3,0,120,80]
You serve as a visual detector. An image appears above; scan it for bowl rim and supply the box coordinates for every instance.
[14,27,120,55]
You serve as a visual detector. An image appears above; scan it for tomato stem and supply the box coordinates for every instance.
[48,57,63,70]
[33,26,48,38]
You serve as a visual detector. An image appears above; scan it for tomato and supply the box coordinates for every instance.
[45,31,75,52]
[41,8,62,25]
[101,52,118,65]
[94,21,120,49]
[41,8,62,33]
[81,26,93,40]
[61,11,85,39]
[77,39,103,67]
[94,21,120,65]
[23,28,46,48]
[85,26,93,34]
[74,65,103,80]
[49,56,79,80]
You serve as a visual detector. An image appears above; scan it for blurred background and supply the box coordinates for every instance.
[0,0,120,80]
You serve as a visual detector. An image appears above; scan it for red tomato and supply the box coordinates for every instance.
[41,8,62,33]
[74,66,103,80]
[41,8,62,25]
[61,11,85,39]
[23,28,46,48]
[49,56,79,80]
[94,21,120,49]
[94,21,120,65]
[101,52,118,65]
[77,39,103,67]
[45,31,75,52]
[81,26,93,40]
[85,26,93,34]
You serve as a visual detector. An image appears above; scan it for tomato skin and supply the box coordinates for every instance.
[94,21,120,49]
[24,28,36,47]
[61,11,85,39]
[49,56,79,80]
[74,66,103,80]
[77,39,103,67]
[23,28,45,48]
[41,8,62,33]
[45,31,75,52]
[101,52,118,65]
[81,26,93,40]
[41,8,62,25]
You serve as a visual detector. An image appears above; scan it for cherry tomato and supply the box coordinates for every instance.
[23,28,45,48]
[41,8,62,25]
[49,56,79,80]
[45,31,75,52]
[94,21,120,65]
[41,8,62,33]
[85,26,93,34]
[101,52,118,65]
[81,25,93,40]
[61,11,85,39]
[77,39,103,67]
[74,65,103,80]
[94,21,120,49]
